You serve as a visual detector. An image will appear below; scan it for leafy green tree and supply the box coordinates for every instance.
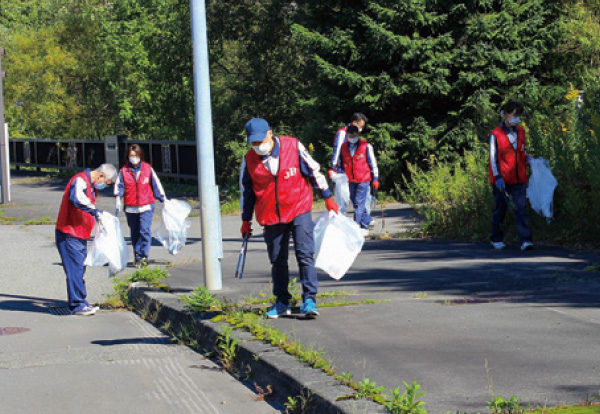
[3,26,82,138]
[1,0,116,139]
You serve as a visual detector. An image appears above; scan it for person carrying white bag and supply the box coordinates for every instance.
[55,164,118,316]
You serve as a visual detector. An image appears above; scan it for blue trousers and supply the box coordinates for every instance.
[349,181,373,229]
[126,205,155,261]
[490,183,533,243]
[55,229,89,313]
[263,211,318,305]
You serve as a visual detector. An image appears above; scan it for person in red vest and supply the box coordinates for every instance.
[55,164,118,315]
[114,144,166,266]
[334,125,379,234]
[489,101,533,251]
[329,112,368,178]
[240,118,339,319]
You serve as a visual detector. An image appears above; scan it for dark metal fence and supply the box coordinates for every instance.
[8,137,198,180]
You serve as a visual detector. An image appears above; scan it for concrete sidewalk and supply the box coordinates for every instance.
[0,175,281,414]
[4,172,600,413]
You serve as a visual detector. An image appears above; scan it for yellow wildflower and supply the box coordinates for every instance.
[565,89,580,101]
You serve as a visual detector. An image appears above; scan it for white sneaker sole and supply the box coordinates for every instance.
[302,310,320,319]
[266,309,291,319]
[490,242,506,250]
[74,310,96,316]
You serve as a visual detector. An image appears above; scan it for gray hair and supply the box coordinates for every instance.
[95,163,118,182]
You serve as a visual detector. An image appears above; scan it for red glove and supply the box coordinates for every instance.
[328,169,337,179]
[372,180,380,190]
[241,221,252,237]
[325,197,339,214]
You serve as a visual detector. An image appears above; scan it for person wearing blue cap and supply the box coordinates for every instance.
[239,118,339,319]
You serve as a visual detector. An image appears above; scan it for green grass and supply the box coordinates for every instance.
[101,265,171,308]
[220,197,241,215]
[318,298,389,308]
[24,215,55,225]
[0,209,18,225]
[528,406,600,414]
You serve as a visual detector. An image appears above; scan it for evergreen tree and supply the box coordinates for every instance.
[292,0,563,188]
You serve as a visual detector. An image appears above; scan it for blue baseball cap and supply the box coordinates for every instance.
[245,118,270,144]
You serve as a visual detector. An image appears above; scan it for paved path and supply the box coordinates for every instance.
[0,175,280,414]
[3,173,600,413]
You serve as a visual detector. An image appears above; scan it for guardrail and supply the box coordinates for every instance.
[8,137,198,180]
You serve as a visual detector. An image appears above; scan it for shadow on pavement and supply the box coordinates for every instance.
[0,293,66,314]
[91,337,176,346]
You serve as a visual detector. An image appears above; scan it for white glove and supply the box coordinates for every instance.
[115,197,121,215]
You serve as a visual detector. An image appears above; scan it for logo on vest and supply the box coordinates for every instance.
[356,154,364,159]
[283,168,297,179]
[143,177,150,184]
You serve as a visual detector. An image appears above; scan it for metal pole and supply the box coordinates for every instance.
[0,47,10,204]
[190,0,222,290]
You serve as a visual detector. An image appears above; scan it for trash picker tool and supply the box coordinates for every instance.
[503,191,515,213]
[235,235,249,279]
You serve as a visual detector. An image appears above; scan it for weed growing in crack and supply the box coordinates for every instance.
[216,325,239,373]
[253,383,273,401]
[355,378,387,401]
[486,396,524,414]
[181,286,220,313]
[284,391,313,414]
[101,266,171,308]
[385,380,428,414]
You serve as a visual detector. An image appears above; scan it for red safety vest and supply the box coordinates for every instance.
[488,126,528,185]
[341,139,372,183]
[245,137,313,226]
[121,162,156,206]
[55,171,97,239]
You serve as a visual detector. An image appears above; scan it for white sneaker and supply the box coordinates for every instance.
[369,220,377,228]
[88,305,100,312]
[361,229,370,237]
[520,241,534,251]
[74,306,97,316]
[490,241,506,250]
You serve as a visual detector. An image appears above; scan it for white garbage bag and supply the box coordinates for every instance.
[332,172,350,215]
[85,211,129,274]
[314,211,365,280]
[365,190,377,215]
[527,157,558,220]
[154,199,192,255]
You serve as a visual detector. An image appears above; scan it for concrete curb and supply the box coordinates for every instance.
[128,285,387,414]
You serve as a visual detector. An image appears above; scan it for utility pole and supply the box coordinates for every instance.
[190,0,223,290]
[0,47,10,204]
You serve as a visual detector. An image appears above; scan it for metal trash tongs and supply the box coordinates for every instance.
[235,235,249,279]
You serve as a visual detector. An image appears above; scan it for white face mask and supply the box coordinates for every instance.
[509,116,521,126]
[253,142,271,156]
[129,156,140,165]
[348,136,359,144]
